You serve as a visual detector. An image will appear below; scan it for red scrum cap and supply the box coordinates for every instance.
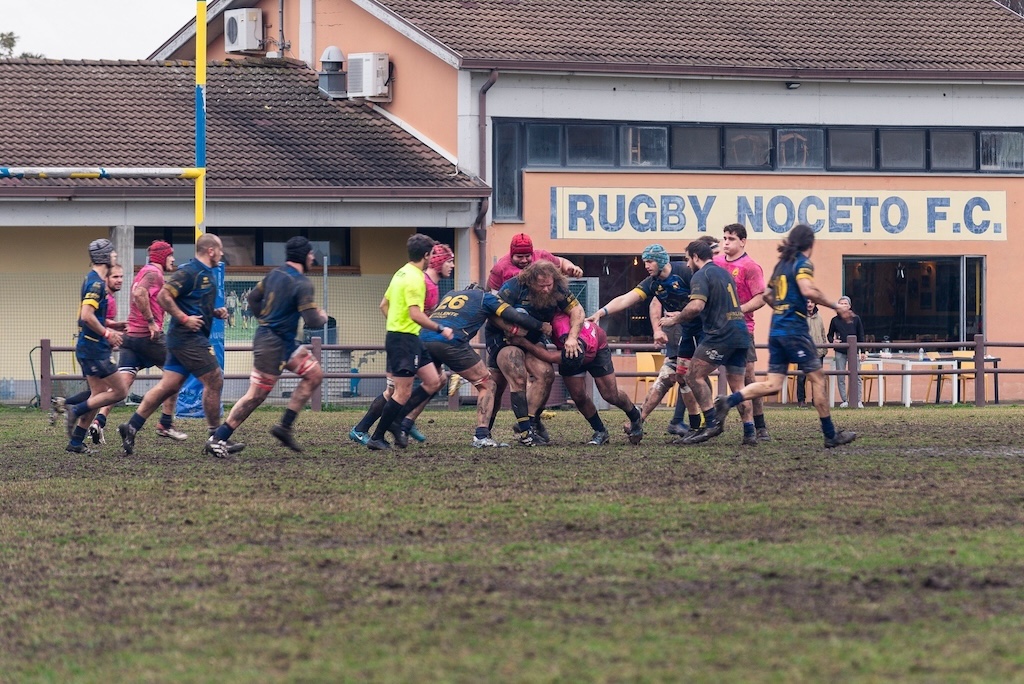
[429,243,454,270]
[509,232,533,256]
[148,240,174,266]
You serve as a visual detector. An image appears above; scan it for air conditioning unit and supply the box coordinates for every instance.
[346,52,390,99]
[224,8,263,53]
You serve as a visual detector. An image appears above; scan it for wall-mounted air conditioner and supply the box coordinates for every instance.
[347,52,390,100]
[224,8,263,53]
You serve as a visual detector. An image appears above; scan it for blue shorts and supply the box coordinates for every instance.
[767,335,824,375]
[165,337,220,377]
[77,354,118,379]
[693,341,747,375]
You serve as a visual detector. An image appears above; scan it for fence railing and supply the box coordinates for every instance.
[34,334,1022,412]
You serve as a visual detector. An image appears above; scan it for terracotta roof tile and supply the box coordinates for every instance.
[0,58,487,197]
[374,0,1024,77]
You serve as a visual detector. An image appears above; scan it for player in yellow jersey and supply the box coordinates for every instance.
[358,234,452,450]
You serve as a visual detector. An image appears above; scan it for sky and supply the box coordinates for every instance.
[3,0,199,60]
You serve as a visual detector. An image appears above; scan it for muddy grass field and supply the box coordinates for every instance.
[2,404,1024,682]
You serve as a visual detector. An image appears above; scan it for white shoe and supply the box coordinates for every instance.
[857,402,865,409]
[839,402,849,408]
[472,436,508,448]
[156,425,188,441]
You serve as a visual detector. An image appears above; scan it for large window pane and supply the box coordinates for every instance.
[931,130,976,170]
[213,228,257,266]
[526,124,561,165]
[980,131,1024,171]
[308,227,350,267]
[776,128,824,169]
[133,227,195,267]
[844,256,972,343]
[620,125,668,167]
[880,129,926,170]
[829,129,875,170]
[670,126,721,168]
[493,122,521,219]
[725,127,771,169]
[566,125,615,166]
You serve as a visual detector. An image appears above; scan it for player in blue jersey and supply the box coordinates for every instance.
[658,239,753,446]
[63,239,129,454]
[713,224,857,448]
[118,233,230,456]
[485,260,584,446]
[587,244,703,443]
[421,283,547,447]
[206,237,329,456]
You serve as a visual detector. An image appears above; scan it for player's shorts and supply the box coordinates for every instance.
[560,345,614,378]
[165,336,220,377]
[693,340,748,375]
[252,327,301,376]
[422,339,482,374]
[767,335,823,376]
[385,331,432,378]
[484,327,509,370]
[675,320,703,359]
[745,331,758,364]
[77,354,118,379]
[118,333,167,372]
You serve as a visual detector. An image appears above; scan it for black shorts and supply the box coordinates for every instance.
[560,345,615,378]
[165,336,220,377]
[767,335,823,375]
[745,331,758,364]
[484,327,509,370]
[252,328,301,376]
[77,354,118,379]
[118,333,167,372]
[385,331,432,378]
[693,339,748,374]
[422,339,482,374]
[675,320,703,359]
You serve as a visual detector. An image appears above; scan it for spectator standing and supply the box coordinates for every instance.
[827,295,866,408]
[795,300,828,407]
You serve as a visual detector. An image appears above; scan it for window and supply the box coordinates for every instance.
[670,126,721,168]
[493,122,521,219]
[844,256,984,343]
[725,127,771,169]
[931,130,975,171]
[215,228,258,266]
[132,227,198,267]
[829,129,875,170]
[777,128,824,169]
[566,124,615,166]
[980,131,1024,171]
[880,129,926,170]
[620,125,668,167]
[527,124,561,165]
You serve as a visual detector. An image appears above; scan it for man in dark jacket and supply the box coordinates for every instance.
[827,295,866,408]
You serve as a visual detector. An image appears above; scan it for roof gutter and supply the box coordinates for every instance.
[474,69,498,285]
[458,59,1024,84]
[0,185,491,201]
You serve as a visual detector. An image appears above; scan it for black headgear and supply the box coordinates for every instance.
[285,236,317,266]
[88,238,115,265]
[560,341,588,376]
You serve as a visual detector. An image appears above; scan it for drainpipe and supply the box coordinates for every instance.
[474,69,498,284]
[278,0,288,56]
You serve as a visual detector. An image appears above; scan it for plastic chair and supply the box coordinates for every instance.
[923,352,950,403]
[952,351,977,401]
[633,352,665,403]
[859,361,881,403]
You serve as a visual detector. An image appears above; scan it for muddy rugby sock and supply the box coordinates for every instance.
[753,413,767,429]
[587,413,605,432]
[819,416,836,440]
[355,393,386,433]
